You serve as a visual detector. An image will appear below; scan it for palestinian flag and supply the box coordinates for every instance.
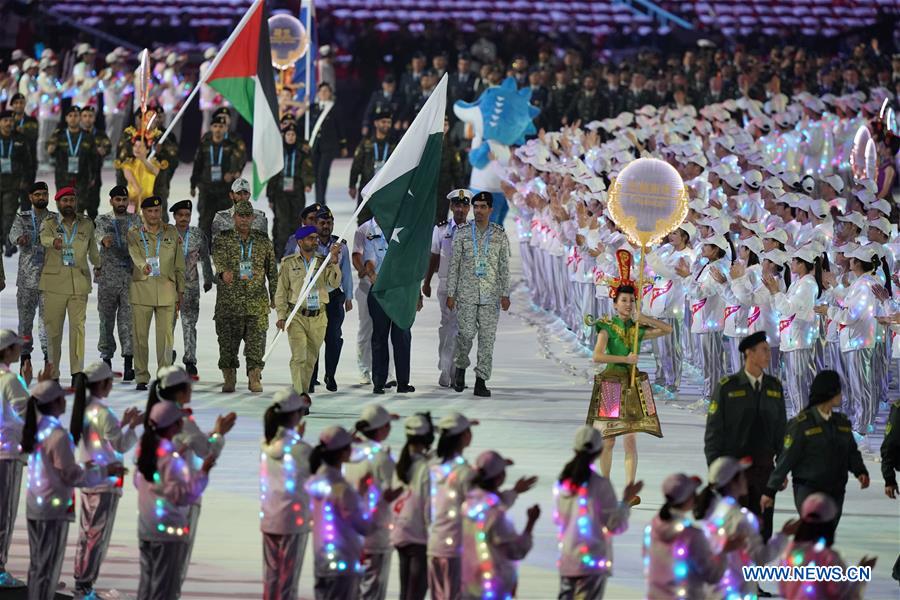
[361,74,447,329]
[205,0,283,197]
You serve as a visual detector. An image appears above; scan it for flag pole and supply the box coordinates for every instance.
[303,0,313,140]
[152,0,264,154]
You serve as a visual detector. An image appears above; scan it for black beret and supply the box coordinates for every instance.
[212,115,228,125]
[141,196,162,209]
[108,185,128,198]
[382,73,396,84]
[808,370,841,407]
[30,181,48,193]
[0,110,12,120]
[10,93,25,102]
[471,191,493,207]
[169,199,193,213]
[738,331,768,353]
[64,105,81,116]
[300,203,322,219]
[80,105,95,113]
[213,107,230,118]
[316,207,334,220]
[372,105,392,121]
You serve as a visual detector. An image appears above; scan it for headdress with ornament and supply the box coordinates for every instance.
[584,249,636,328]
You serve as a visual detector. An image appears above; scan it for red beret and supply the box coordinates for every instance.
[54,187,76,201]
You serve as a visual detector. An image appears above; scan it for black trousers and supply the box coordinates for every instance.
[312,145,337,206]
[368,292,410,388]
[741,460,775,541]
[793,482,844,546]
[312,289,346,382]
[396,543,427,600]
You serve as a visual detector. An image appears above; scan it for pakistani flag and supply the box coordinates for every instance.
[204,0,283,197]
[362,74,448,329]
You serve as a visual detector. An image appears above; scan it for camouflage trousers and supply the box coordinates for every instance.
[453,301,500,381]
[16,286,47,358]
[215,313,268,371]
[97,280,133,360]
[176,285,200,364]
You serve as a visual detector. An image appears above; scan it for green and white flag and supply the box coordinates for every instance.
[361,74,448,329]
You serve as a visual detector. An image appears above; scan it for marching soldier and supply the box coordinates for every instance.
[127,196,185,391]
[79,106,111,220]
[349,106,396,225]
[211,177,268,240]
[46,106,96,215]
[8,182,55,367]
[190,114,244,240]
[212,200,277,393]
[0,110,34,257]
[423,189,471,388]
[170,199,213,378]
[310,207,353,393]
[39,186,100,381]
[274,225,341,394]
[446,191,511,397]
[93,185,140,380]
[435,115,465,224]
[8,93,38,213]
[704,331,786,542]
[267,123,313,261]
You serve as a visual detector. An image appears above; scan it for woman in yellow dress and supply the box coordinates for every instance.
[119,136,162,211]
[586,250,672,505]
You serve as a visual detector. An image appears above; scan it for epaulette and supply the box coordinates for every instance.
[794,411,808,423]
[436,220,448,228]
[490,222,505,232]
[719,375,731,386]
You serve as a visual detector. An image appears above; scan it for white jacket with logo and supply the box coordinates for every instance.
[259,426,312,536]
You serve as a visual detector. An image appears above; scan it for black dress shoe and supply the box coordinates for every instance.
[396,384,416,393]
[136,383,148,391]
[312,379,321,386]
[385,380,397,388]
[308,383,315,394]
[324,375,337,392]
[373,386,385,394]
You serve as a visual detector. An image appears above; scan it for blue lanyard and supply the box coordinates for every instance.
[0,139,10,159]
[240,238,253,261]
[30,211,39,244]
[180,228,191,258]
[373,142,388,163]
[471,222,491,262]
[112,218,124,249]
[285,149,296,178]
[140,228,162,258]
[209,144,223,166]
[57,216,78,247]
[66,130,83,157]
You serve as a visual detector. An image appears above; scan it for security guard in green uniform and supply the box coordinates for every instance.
[704,331,786,541]
[46,105,96,215]
[762,370,868,546]
[190,114,245,241]
[79,106,111,220]
[348,106,396,225]
[266,123,313,260]
[0,110,34,256]
[9,93,38,212]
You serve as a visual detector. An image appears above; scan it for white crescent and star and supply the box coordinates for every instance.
[390,227,404,243]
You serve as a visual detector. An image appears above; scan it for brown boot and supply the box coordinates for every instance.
[248,368,263,393]
[221,369,236,393]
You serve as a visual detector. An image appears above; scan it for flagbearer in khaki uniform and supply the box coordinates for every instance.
[127,195,185,390]
[39,186,99,381]
[274,225,341,394]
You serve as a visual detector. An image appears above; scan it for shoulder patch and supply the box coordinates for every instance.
[795,411,808,422]
[886,422,893,436]
[719,376,731,386]
[783,434,793,449]
[708,400,718,415]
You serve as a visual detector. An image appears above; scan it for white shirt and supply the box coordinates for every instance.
[0,363,28,461]
[772,273,819,351]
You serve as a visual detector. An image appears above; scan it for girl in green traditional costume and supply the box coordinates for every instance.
[586,250,672,503]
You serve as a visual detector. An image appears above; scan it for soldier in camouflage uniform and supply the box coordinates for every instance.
[266,123,313,260]
[190,115,245,241]
[0,110,34,256]
[211,177,268,240]
[349,106,396,225]
[169,199,213,377]
[446,191,511,397]
[46,105,97,215]
[9,93,38,213]
[93,185,141,380]
[211,200,277,393]
[79,106,111,220]
[7,181,54,365]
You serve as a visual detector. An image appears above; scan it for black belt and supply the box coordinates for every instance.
[300,308,321,317]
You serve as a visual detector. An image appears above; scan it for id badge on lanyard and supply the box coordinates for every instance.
[472,223,491,279]
[66,130,82,174]
[307,289,320,310]
[283,149,296,191]
[141,229,162,276]
[373,142,387,175]
[147,256,161,276]
[239,239,253,280]
[283,176,295,192]
[60,218,78,266]
[62,247,75,266]
[210,144,223,182]
[0,158,11,174]
[68,156,80,174]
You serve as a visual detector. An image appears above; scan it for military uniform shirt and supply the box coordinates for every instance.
[9,208,56,289]
[316,236,352,295]
[211,229,277,318]
[0,131,33,186]
[704,371,787,465]
[765,407,867,497]
[349,137,396,191]
[274,252,341,320]
[431,219,469,281]
[94,212,141,280]
[211,205,268,239]
[177,225,213,288]
[447,222,511,305]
